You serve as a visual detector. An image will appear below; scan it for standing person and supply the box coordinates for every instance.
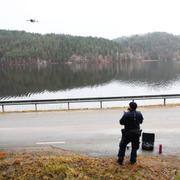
[117,102,143,165]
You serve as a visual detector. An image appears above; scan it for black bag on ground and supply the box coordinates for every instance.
[142,132,155,150]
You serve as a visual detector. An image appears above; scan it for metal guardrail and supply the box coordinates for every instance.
[0,94,180,112]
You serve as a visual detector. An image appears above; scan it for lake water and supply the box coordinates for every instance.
[1,60,180,110]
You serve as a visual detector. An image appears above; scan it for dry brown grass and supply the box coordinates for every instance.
[0,147,180,179]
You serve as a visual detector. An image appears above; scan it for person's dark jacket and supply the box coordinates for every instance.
[120,110,143,131]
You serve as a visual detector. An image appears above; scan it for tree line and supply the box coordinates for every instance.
[114,32,180,61]
[0,30,122,65]
[1,30,180,65]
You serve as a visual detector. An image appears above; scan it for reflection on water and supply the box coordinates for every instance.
[1,60,180,100]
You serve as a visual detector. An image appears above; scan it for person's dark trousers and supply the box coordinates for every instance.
[118,134,140,164]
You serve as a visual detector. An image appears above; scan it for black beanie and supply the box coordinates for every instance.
[129,102,137,110]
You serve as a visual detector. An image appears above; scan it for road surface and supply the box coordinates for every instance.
[0,106,180,156]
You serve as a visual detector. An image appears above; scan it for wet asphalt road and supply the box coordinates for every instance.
[0,106,180,156]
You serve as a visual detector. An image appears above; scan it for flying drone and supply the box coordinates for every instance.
[27,19,38,23]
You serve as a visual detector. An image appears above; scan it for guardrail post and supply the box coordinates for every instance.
[35,104,37,111]
[100,101,102,109]
[67,102,70,110]
[163,98,166,106]
[2,105,4,112]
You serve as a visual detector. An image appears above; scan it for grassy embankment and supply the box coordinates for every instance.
[0,147,180,179]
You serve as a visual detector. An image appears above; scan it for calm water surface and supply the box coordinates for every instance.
[1,61,180,103]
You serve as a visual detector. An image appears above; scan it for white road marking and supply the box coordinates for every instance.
[36,141,65,145]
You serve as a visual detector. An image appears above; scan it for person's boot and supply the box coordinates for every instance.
[130,159,136,165]
[130,161,136,165]
[117,157,124,165]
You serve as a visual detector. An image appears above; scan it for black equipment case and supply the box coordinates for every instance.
[142,132,155,150]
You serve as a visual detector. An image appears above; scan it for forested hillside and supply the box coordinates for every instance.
[114,32,180,61]
[0,30,122,65]
[1,30,180,65]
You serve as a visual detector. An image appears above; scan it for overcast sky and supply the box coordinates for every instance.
[1,0,180,39]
